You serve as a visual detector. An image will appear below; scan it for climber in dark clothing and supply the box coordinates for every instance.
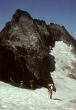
[48,83,53,99]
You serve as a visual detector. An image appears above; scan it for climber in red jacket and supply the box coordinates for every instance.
[29,80,35,89]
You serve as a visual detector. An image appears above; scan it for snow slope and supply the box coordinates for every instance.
[0,41,76,110]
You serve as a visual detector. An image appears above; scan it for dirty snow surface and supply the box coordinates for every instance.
[0,41,76,110]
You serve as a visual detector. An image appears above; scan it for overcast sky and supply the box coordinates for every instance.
[0,0,76,39]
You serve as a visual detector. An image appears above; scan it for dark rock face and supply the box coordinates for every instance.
[47,24,76,52]
[0,9,56,90]
[0,9,76,90]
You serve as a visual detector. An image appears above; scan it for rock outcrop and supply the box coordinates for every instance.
[0,9,76,90]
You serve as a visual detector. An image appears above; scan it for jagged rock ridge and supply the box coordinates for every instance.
[0,9,76,90]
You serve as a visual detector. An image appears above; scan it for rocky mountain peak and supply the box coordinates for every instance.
[12,9,32,23]
[0,9,76,90]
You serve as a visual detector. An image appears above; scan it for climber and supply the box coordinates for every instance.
[48,83,53,99]
[19,80,24,88]
[29,80,35,89]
